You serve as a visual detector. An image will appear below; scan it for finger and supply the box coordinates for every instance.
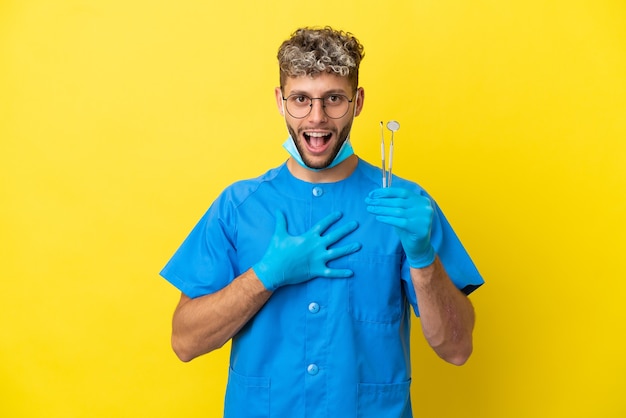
[366,204,407,217]
[325,242,362,260]
[311,211,343,235]
[273,210,287,234]
[365,197,411,209]
[321,267,355,278]
[366,195,432,214]
[323,220,359,245]
[367,187,411,200]
[372,215,409,230]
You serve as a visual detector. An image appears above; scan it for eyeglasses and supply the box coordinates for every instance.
[282,93,355,119]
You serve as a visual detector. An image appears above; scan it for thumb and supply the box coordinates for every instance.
[273,210,287,235]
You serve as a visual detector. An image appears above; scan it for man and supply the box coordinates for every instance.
[161,26,483,418]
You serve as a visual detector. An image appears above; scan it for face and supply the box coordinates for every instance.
[275,72,364,170]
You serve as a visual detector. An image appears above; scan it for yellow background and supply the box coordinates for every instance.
[2,1,625,417]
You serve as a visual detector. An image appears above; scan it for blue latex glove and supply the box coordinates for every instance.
[253,210,362,291]
[365,187,436,268]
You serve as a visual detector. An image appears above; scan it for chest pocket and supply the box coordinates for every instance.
[348,252,404,324]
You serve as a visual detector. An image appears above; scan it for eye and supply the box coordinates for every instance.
[325,95,345,105]
[289,95,310,106]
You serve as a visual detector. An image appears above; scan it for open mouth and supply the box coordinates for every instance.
[304,132,332,151]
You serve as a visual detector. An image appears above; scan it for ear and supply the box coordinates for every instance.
[354,87,365,117]
[275,87,285,116]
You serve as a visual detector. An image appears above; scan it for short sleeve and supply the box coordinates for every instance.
[160,196,239,299]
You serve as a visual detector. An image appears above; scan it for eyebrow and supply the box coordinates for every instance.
[287,89,350,96]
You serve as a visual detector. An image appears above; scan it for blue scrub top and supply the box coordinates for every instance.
[161,158,483,418]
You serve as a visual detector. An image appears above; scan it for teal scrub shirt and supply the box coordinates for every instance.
[160,158,484,418]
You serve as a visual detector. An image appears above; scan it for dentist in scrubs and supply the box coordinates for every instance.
[160,26,484,418]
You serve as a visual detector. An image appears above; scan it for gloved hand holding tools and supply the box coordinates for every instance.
[365,187,436,269]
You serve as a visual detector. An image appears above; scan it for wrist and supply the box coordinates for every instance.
[252,262,278,291]
[407,245,436,269]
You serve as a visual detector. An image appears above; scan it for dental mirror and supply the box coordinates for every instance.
[386,120,400,132]
[385,120,399,187]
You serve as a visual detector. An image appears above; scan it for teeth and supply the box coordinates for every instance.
[306,132,329,137]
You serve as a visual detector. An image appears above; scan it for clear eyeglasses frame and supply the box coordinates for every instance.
[282,93,356,119]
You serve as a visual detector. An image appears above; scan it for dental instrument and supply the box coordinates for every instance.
[380,120,400,188]
[386,120,399,186]
[380,122,387,188]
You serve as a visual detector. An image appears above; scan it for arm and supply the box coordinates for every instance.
[411,257,475,365]
[172,269,271,362]
[365,187,477,365]
[170,210,361,362]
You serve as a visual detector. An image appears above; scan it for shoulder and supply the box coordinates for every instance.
[218,163,287,208]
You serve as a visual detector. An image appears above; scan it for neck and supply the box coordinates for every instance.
[286,154,358,183]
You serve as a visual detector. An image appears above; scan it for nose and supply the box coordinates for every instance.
[308,98,328,122]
